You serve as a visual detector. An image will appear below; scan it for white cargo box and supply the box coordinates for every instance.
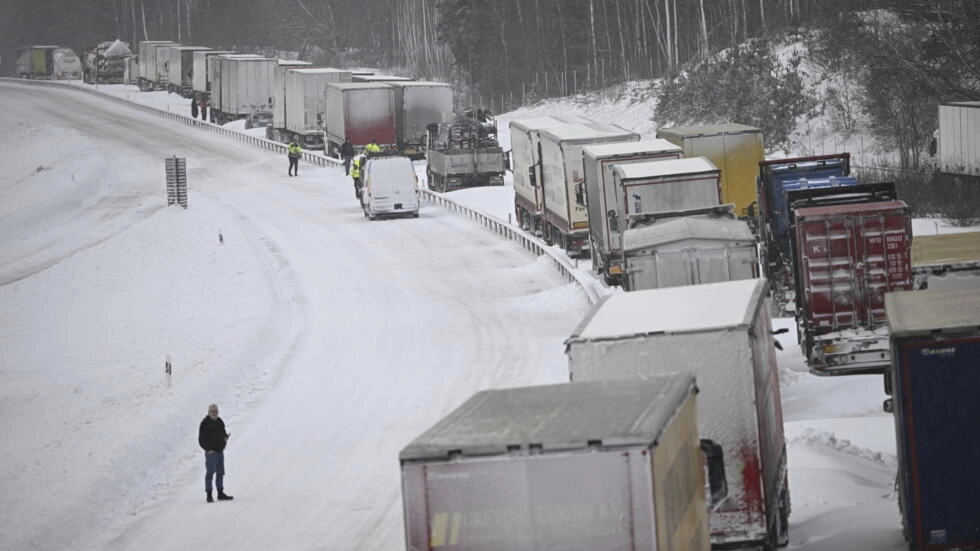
[623,216,758,291]
[938,101,980,175]
[566,278,789,548]
[137,41,174,83]
[214,56,275,116]
[283,68,352,133]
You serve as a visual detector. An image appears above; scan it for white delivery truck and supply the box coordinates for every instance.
[537,123,639,256]
[137,41,174,90]
[565,278,790,549]
[582,139,684,283]
[400,375,710,551]
[166,46,210,97]
[509,115,592,235]
[622,212,758,291]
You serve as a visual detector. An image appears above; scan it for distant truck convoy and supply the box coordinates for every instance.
[16,45,81,80]
[885,287,980,551]
[400,375,711,551]
[565,278,790,549]
[582,139,684,284]
[656,123,764,219]
[137,41,175,90]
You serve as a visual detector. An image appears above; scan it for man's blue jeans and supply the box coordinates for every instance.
[205,452,225,493]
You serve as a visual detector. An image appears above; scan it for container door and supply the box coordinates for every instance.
[854,211,912,327]
[797,215,860,332]
[897,337,980,548]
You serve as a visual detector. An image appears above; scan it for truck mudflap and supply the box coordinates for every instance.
[805,326,891,375]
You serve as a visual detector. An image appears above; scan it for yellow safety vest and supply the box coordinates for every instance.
[350,160,361,178]
[288,144,301,155]
[365,142,381,154]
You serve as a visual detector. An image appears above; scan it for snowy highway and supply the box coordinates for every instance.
[0,81,588,549]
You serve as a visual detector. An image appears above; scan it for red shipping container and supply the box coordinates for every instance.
[793,200,912,374]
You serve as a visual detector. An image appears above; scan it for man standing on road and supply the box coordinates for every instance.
[198,403,234,503]
[288,141,302,176]
[340,137,355,175]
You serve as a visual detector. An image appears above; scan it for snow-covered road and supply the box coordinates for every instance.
[0,81,588,550]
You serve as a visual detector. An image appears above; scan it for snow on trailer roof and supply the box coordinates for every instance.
[613,157,718,180]
[290,67,349,74]
[277,59,313,66]
[509,115,592,132]
[325,81,394,90]
[940,101,980,108]
[886,287,980,338]
[399,374,696,461]
[583,139,682,158]
[538,122,637,143]
[385,81,450,88]
[657,123,761,137]
[570,278,766,340]
[622,216,754,252]
[170,46,211,51]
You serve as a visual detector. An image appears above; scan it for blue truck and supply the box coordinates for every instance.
[885,287,980,549]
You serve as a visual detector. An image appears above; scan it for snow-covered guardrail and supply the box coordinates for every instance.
[420,190,601,305]
[0,78,339,168]
[4,77,600,303]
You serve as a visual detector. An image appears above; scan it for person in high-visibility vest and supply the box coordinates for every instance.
[365,139,381,156]
[351,155,365,198]
[287,142,302,176]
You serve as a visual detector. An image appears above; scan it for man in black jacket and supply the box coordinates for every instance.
[198,403,234,503]
[340,138,355,175]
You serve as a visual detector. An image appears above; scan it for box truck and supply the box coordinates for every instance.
[323,82,397,153]
[166,46,210,97]
[191,50,235,100]
[400,375,710,551]
[936,101,980,176]
[537,123,639,256]
[566,278,790,549]
[622,212,758,291]
[885,287,980,550]
[510,115,593,235]
[137,41,175,90]
[583,139,684,284]
[212,55,276,125]
[657,123,764,218]
[388,81,453,159]
[273,67,351,150]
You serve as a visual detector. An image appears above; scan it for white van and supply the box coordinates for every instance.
[361,155,421,219]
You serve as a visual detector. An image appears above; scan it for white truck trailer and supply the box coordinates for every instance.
[400,375,710,551]
[190,50,234,101]
[211,55,276,125]
[565,277,790,549]
[622,212,758,291]
[154,43,181,90]
[582,139,684,283]
[137,41,174,90]
[166,46,210,97]
[388,81,453,159]
[510,115,592,236]
[276,67,351,150]
[937,101,980,177]
[269,60,313,138]
[537,123,639,256]
[323,82,397,154]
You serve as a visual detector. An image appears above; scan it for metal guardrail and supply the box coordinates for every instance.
[3,77,600,303]
[420,189,601,304]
